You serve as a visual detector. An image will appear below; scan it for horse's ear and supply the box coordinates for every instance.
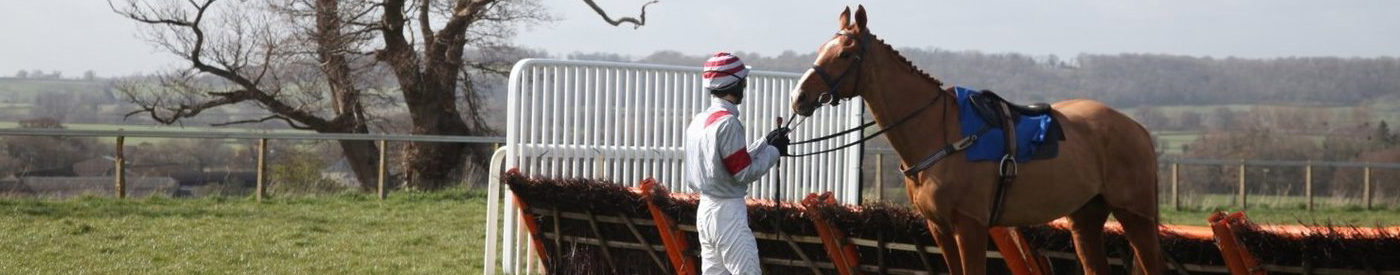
[854,5,868,31]
[838,6,851,29]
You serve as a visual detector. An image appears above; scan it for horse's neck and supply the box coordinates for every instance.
[861,49,956,166]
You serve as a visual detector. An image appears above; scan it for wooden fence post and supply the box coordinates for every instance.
[1171,161,1179,211]
[874,153,884,202]
[256,138,267,202]
[378,139,388,200]
[1364,165,1372,210]
[1238,160,1246,210]
[1305,161,1313,211]
[114,136,126,199]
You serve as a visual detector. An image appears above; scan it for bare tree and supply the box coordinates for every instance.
[113,0,656,190]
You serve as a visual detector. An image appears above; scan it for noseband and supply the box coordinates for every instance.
[809,30,870,106]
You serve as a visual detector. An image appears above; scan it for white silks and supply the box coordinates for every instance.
[683,97,780,274]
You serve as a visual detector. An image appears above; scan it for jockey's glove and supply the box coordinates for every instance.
[765,127,792,156]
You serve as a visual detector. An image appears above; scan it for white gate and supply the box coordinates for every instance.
[484,59,865,274]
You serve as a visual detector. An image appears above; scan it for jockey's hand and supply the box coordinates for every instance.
[765,127,791,156]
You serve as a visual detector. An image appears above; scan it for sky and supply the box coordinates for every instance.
[3,0,1399,77]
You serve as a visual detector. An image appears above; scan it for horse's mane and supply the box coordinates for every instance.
[870,34,945,89]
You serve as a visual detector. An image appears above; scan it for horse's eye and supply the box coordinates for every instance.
[838,52,850,59]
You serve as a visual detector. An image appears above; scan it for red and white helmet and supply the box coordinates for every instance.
[702,52,749,91]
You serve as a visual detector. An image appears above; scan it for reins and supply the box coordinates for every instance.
[783,94,942,157]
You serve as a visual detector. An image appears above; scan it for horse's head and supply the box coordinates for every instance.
[791,5,871,117]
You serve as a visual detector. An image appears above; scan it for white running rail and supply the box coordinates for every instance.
[485,59,865,274]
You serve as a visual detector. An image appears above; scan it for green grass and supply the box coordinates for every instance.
[0,190,490,274]
[1160,207,1400,226]
[1169,193,1399,210]
[1158,193,1400,226]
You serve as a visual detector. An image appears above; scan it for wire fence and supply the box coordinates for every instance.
[862,148,1400,211]
[0,128,503,200]
[3,128,1395,211]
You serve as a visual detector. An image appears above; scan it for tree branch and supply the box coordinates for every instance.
[209,115,314,129]
[376,0,421,87]
[582,0,657,29]
[114,0,337,130]
[121,86,254,125]
[417,0,433,45]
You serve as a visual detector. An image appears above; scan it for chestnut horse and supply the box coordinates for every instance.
[789,6,1164,275]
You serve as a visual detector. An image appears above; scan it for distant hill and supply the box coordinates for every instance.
[0,78,114,104]
[8,48,1399,134]
[623,48,1400,109]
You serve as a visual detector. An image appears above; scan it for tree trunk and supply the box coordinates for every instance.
[337,139,382,191]
[401,76,477,189]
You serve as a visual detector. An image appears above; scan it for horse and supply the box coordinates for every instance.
[788,6,1164,274]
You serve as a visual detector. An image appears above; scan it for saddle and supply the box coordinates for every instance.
[968,90,1052,125]
[968,90,1064,160]
[901,87,1065,224]
[968,89,1062,224]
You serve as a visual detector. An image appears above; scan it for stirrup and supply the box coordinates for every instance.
[998,154,1018,178]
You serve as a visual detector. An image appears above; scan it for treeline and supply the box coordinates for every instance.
[596,48,1400,108]
[8,70,101,81]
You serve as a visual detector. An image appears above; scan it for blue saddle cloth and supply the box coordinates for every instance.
[954,86,1058,162]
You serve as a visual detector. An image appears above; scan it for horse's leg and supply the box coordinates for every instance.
[1114,210,1165,274]
[927,221,963,275]
[950,212,988,275]
[1067,197,1111,274]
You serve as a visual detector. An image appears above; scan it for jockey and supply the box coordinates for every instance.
[683,52,790,274]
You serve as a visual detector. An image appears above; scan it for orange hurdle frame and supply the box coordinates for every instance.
[640,179,699,275]
[802,192,863,275]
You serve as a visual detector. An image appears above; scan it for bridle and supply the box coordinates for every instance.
[809,30,868,107]
[784,30,945,157]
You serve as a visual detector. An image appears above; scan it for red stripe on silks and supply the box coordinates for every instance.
[704,58,737,67]
[704,111,731,127]
[704,54,737,66]
[722,149,751,175]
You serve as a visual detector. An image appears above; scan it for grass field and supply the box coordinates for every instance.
[0,190,489,274]
[2,188,1395,273]
[1158,193,1400,226]
[1159,207,1400,226]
